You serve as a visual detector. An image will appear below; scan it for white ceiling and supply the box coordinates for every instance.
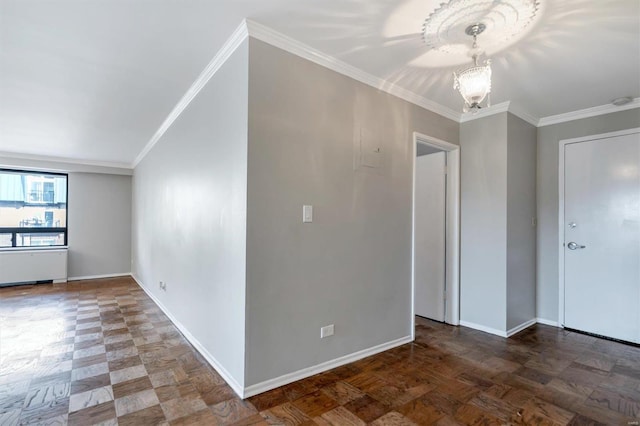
[1,0,639,166]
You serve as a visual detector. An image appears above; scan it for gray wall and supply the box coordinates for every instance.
[460,112,537,333]
[244,38,459,386]
[132,40,249,386]
[68,172,132,278]
[460,113,508,331]
[506,114,537,330]
[536,108,640,322]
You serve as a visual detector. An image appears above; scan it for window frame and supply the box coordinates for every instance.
[0,168,69,248]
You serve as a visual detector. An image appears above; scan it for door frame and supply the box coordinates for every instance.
[557,127,640,327]
[411,132,460,338]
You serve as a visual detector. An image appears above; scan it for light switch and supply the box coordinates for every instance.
[303,205,313,223]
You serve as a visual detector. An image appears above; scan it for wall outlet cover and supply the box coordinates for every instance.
[320,324,334,338]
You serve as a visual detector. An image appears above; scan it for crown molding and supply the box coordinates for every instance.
[459,101,539,127]
[0,151,133,175]
[132,21,250,168]
[507,103,539,126]
[245,20,461,123]
[538,97,640,127]
[130,19,639,169]
[459,101,510,123]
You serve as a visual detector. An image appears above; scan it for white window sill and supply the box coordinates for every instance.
[0,246,68,252]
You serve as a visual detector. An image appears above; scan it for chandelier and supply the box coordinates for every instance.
[453,23,492,112]
[420,0,541,113]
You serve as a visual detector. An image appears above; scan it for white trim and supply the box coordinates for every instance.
[0,246,68,252]
[68,272,131,281]
[459,319,538,338]
[412,132,460,327]
[0,152,133,175]
[243,335,412,398]
[558,136,566,329]
[459,320,508,338]
[459,102,510,123]
[506,318,537,337]
[558,127,640,146]
[246,20,460,123]
[131,274,245,397]
[132,21,250,168]
[411,131,416,340]
[536,318,560,327]
[7,24,640,170]
[508,103,539,127]
[539,97,640,127]
[459,101,539,126]
[558,127,640,330]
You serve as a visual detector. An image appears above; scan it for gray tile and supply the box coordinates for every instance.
[68,385,114,413]
[114,388,160,416]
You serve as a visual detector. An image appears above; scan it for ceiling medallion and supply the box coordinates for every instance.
[422,0,540,112]
[422,0,540,56]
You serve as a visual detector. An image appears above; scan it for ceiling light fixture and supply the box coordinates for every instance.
[421,0,541,112]
[454,23,492,113]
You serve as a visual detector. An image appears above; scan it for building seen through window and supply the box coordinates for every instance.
[0,170,67,247]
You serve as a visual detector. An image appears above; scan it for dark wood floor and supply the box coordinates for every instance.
[0,277,638,425]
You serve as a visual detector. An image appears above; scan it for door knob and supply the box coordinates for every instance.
[567,242,586,250]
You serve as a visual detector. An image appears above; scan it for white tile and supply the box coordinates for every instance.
[102,322,127,331]
[71,362,109,381]
[115,389,159,417]
[104,333,132,345]
[110,365,147,385]
[34,360,73,378]
[106,346,138,362]
[0,409,21,426]
[23,382,70,410]
[73,345,106,360]
[76,321,102,331]
[75,333,103,343]
[41,344,74,357]
[69,385,114,413]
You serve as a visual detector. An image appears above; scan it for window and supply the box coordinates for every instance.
[0,169,67,248]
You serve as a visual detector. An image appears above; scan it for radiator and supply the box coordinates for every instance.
[0,248,68,285]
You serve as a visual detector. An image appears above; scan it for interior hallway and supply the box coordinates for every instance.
[0,277,638,425]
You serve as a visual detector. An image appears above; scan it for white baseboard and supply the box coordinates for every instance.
[243,335,413,398]
[536,318,561,327]
[460,318,563,338]
[459,320,508,338]
[68,272,131,281]
[132,273,412,398]
[506,318,537,337]
[130,274,245,397]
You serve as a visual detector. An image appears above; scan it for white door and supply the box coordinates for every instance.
[415,151,446,321]
[564,132,640,343]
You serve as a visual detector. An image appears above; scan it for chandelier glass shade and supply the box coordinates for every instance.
[454,58,492,112]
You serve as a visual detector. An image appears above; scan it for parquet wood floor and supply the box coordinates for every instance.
[1,276,638,425]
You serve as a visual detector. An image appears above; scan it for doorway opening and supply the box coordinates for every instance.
[412,132,460,338]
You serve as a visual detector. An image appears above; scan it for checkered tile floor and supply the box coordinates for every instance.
[0,277,255,425]
[2,277,639,425]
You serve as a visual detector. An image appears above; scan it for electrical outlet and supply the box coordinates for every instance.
[320,324,334,338]
[159,281,166,291]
